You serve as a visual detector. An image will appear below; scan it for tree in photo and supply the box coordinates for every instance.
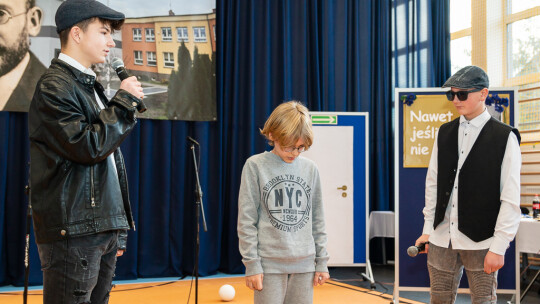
[168,41,193,119]
[167,42,216,121]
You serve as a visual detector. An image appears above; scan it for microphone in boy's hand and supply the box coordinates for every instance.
[111,58,147,113]
[407,242,428,257]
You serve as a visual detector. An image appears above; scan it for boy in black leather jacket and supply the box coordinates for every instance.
[28,1,144,303]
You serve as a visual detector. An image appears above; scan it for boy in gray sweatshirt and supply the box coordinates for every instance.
[238,101,330,304]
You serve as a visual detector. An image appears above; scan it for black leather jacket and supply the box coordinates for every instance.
[29,59,139,248]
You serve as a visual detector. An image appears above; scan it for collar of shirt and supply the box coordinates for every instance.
[58,53,97,77]
[459,108,490,128]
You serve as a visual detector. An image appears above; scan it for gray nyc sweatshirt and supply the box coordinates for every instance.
[238,151,329,276]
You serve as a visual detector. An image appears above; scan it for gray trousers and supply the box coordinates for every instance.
[427,243,498,304]
[254,272,314,304]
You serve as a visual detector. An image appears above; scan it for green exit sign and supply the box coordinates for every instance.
[311,115,337,125]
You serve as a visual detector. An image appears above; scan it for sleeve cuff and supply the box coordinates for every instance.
[489,235,510,256]
[109,89,140,112]
[244,259,263,276]
[422,221,434,235]
[117,230,128,250]
[315,258,329,273]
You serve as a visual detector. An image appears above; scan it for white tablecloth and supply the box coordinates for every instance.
[516,218,540,254]
[369,211,395,239]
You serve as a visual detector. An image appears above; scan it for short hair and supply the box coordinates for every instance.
[26,0,35,10]
[59,17,123,48]
[260,101,314,148]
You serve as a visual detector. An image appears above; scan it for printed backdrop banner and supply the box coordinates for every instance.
[402,90,513,168]
[403,94,458,167]
[1,0,216,121]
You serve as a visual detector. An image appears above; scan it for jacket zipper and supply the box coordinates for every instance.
[90,166,95,207]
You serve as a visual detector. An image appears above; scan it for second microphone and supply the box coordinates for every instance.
[111,58,147,113]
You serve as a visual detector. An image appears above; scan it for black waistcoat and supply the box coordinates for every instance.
[434,117,520,242]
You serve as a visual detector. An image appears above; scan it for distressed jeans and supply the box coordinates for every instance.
[427,243,498,304]
[37,230,120,304]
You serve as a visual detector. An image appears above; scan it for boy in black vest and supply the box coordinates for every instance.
[415,66,521,303]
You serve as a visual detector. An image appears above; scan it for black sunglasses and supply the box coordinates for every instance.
[445,88,483,101]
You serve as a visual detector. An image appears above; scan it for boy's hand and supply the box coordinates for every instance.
[484,251,504,274]
[313,272,330,286]
[120,76,144,100]
[245,273,263,291]
[415,234,430,254]
[116,249,125,257]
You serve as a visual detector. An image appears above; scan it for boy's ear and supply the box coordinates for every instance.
[70,26,82,44]
[268,133,274,141]
[481,88,489,98]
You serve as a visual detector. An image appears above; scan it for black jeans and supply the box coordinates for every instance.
[37,230,120,304]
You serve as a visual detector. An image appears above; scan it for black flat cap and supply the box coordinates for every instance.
[442,65,489,89]
[55,0,125,33]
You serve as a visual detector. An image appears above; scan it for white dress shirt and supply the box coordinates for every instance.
[422,109,522,255]
[58,53,118,175]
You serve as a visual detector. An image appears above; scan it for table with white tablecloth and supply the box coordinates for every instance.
[516,218,540,255]
[369,211,395,264]
[516,217,540,302]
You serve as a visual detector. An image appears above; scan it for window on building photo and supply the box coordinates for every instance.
[134,51,143,65]
[147,51,157,66]
[145,28,155,42]
[164,52,174,68]
[132,28,142,41]
[162,27,172,41]
[193,26,207,42]
[177,27,189,42]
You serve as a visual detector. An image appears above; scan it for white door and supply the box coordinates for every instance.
[302,126,354,265]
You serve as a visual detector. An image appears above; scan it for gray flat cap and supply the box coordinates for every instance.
[442,65,489,89]
[55,0,125,33]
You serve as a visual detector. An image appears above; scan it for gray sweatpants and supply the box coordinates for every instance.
[254,272,314,304]
[427,243,498,304]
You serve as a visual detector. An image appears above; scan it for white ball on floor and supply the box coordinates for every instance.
[219,284,235,301]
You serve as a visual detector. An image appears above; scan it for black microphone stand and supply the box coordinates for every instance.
[23,164,32,304]
[189,140,207,304]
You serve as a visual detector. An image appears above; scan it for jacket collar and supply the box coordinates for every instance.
[51,58,96,87]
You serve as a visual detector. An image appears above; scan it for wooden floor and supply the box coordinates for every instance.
[0,276,423,303]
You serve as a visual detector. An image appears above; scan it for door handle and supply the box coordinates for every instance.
[337,185,347,191]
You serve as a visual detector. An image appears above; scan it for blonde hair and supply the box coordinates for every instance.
[260,101,313,148]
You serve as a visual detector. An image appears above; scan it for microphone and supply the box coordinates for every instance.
[187,136,199,146]
[407,242,428,257]
[111,58,147,113]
